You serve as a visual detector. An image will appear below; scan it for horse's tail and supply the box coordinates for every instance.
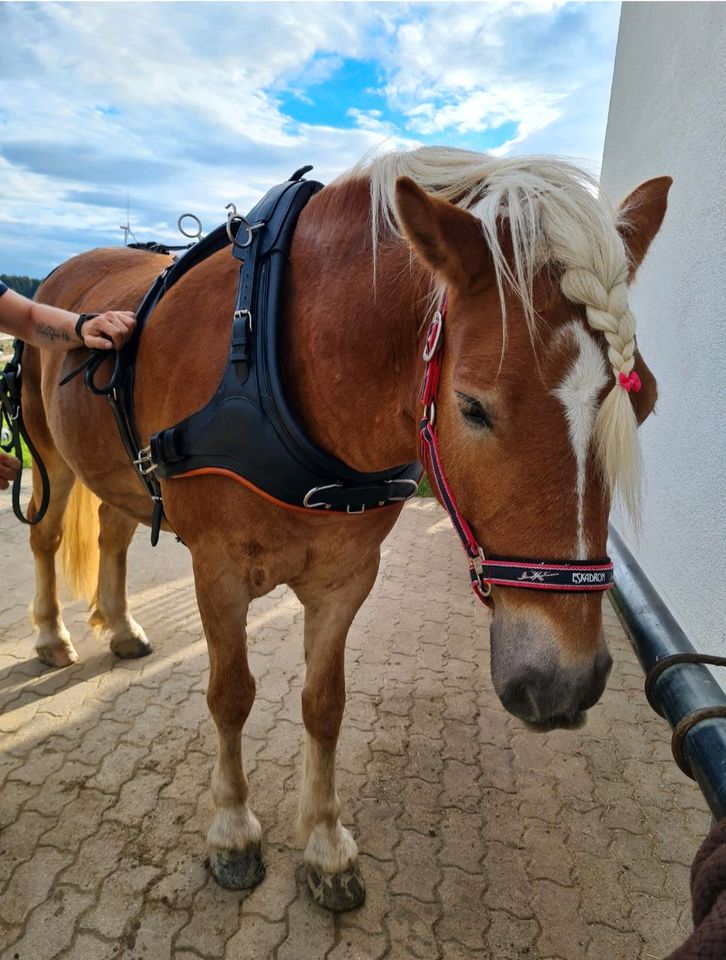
[60,480,100,604]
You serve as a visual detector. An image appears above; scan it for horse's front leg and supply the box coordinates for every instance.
[192,556,264,890]
[293,551,380,912]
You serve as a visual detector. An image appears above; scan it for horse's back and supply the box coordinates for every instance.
[37,247,171,313]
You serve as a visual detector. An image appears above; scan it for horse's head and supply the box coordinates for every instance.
[394,165,671,730]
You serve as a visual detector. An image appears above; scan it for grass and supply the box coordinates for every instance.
[417,474,433,497]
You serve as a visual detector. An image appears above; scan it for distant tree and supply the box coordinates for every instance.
[0,275,43,298]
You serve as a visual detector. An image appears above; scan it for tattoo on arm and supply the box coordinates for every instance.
[35,322,71,343]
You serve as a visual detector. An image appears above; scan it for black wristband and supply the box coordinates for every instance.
[75,313,99,342]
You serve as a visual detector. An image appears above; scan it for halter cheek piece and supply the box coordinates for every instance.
[418,299,615,608]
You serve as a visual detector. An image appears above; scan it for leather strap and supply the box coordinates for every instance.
[0,340,51,525]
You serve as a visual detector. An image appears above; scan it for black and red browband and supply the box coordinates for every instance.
[419,299,615,607]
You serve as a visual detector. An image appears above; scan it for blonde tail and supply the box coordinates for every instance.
[60,481,100,603]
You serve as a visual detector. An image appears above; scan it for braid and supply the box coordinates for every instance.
[559,249,642,523]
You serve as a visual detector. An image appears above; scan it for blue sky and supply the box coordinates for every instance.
[0,1,621,277]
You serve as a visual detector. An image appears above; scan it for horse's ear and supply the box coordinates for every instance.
[394,177,491,289]
[616,176,672,278]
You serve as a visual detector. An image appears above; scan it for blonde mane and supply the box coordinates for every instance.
[338,145,642,521]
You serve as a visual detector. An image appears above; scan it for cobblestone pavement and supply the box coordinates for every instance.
[0,491,710,960]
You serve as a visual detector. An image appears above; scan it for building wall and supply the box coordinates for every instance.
[600,2,726,653]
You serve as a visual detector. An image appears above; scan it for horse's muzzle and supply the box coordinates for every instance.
[489,612,613,729]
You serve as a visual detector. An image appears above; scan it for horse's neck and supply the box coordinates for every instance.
[283,183,428,472]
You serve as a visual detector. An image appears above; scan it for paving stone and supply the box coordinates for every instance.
[80,860,160,939]
[276,892,336,960]
[0,845,73,927]
[532,880,591,959]
[0,886,94,960]
[225,913,287,959]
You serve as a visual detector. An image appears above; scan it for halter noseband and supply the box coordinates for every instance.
[419,299,615,608]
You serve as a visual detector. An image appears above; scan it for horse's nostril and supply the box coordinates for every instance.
[499,675,543,721]
[578,648,613,712]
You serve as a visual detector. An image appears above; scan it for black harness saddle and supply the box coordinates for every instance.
[65,168,420,543]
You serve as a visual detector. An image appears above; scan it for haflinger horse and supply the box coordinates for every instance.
[19,147,670,911]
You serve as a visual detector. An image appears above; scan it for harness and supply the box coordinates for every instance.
[418,301,615,607]
[61,168,421,545]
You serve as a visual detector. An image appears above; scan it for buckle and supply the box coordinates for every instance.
[233,308,252,330]
[133,446,157,476]
[384,478,419,502]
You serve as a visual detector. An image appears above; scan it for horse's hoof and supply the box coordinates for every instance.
[306,863,366,912]
[109,634,152,659]
[208,845,266,890]
[35,641,79,668]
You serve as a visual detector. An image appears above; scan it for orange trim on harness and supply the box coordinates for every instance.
[170,467,401,516]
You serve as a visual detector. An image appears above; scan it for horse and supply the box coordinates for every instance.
[17,146,670,911]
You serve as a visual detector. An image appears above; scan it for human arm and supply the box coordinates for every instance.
[0,283,135,351]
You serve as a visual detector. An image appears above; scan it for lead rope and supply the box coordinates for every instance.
[0,340,51,525]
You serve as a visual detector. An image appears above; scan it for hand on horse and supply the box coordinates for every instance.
[79,311,136,350]
[0,451,21,490]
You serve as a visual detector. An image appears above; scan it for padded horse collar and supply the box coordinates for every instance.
[62,168,420,545]
[147,171,421,514]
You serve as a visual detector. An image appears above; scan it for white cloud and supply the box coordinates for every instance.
[0,1,620,276]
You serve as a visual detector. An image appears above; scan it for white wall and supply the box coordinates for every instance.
[601,2,726,654]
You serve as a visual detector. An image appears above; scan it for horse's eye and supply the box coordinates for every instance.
[457,393,492,430]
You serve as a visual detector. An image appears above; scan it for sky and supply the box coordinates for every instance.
[0,1,622,277]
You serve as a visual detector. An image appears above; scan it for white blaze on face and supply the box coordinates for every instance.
[554,322,608,559]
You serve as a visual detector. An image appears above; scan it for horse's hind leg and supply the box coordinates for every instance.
[90,503,151,659]
[294,551,380,912]
[192,555,264,890]
[30,459,78,667]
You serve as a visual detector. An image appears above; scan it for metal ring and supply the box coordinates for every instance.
[233,215,256,248]
[225,203,243,243]
[422,312,443,362]
[177,213,203,241]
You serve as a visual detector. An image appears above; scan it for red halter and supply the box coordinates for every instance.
[419,299,615,607]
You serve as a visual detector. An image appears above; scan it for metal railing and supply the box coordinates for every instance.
[609,526,726,820]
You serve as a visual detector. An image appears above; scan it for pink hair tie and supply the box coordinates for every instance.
[618,370,642,393]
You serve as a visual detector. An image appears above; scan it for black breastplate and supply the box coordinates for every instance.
[147,172,421,514]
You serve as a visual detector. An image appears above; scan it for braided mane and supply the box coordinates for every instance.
[338,146,642,521]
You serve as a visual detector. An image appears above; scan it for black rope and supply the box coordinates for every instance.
[0,340,50,525]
